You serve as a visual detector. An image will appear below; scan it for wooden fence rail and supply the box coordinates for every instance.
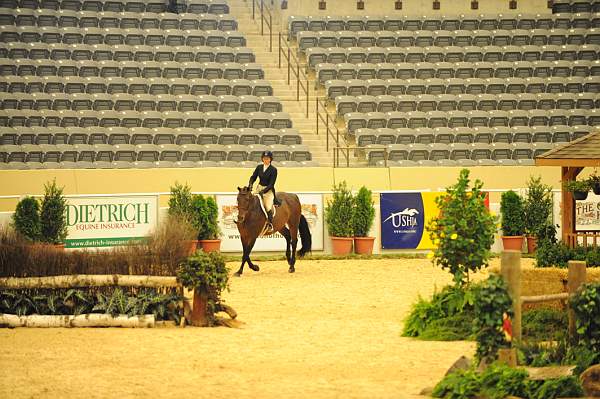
[500,251,586,341]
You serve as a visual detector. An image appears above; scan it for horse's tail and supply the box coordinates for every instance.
[297,214,312,257]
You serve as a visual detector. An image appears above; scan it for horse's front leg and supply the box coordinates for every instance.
[234,241,248,277]
[245,237,260,272]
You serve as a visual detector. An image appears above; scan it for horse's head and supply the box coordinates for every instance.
[236,186,253,224]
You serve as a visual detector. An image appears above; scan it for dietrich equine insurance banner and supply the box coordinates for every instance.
[380,192,443,250]
[65,195,159,248]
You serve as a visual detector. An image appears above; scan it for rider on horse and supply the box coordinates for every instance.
[248,150,279,230]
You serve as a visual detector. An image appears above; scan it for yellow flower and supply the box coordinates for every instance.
[490,211,497,217]
[440,232,445,238]
[427,252,434,259]
[450,233,458,240]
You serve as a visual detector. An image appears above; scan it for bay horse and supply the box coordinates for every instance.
[234,186,311,275]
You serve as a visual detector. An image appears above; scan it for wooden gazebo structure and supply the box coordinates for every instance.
[535,131,600,247]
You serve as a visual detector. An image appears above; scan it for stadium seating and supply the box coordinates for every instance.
[0,1,322,168]
[286,10,600,166]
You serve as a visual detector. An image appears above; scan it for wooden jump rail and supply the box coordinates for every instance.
[0,274,184,328]
[500,251,587,341]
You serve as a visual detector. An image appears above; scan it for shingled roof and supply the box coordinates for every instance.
[535,130,600,167]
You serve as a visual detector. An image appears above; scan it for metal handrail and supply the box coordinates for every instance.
[333,146,389,168]
[251,0,273,52]
[278,32,310,117]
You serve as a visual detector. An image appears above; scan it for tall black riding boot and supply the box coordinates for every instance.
[267,209,274,230]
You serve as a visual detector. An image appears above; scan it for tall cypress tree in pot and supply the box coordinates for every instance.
[352,186,376,254]
[325,181,354,255]
[500,190,526,251]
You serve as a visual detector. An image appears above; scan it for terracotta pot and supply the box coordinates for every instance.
[593,182,600,195]
[526,236,538,254]
[330,237,353,255]
[354,237,375,255]
[502,236,524,251]
[573,190,589,201]
[184,240,198,256]
[197,239,221,253]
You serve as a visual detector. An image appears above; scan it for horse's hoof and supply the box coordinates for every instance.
[249,264,260,272]
[234,271,242,277]
[288,267,295,273]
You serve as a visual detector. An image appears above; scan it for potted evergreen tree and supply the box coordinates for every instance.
[325,181,354,255]
[523,176,553,253]
[40,180,68,249]
[565,179,591,201]
[12,196,41,242]
[500,190,526,251]
[193,194,221,252]
[168,182,197,255]
[352,186,376,255]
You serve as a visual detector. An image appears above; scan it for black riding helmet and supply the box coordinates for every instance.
[261,150,273,160]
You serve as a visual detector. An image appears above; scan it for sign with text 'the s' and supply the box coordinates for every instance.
[65,195,158,248]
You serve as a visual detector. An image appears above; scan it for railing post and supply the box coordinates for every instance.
[252,0,255,19]
[296,64,300,101]
[306,77,309,117]
[269,14,272,52]
[278,33,281,67]
[500,250,522,343]
[346,148,349,167]
[260,0,264,35]
[287,48,291,84]
[567,260,587,341]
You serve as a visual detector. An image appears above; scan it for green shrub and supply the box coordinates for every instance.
[585,247,600,266]
[325,181,354,237]
[177,251,229,324]
[535,240,572,268]
[523,176,553,238]
[402,284,476,341]
[352,186,375,237]
[570,282,600,354]
[12,196,41,241]
[168,182,194,221]
[500,190,525,236]
[473,275,513,363]
[432,367,481,399]
[433,363,584,399]
[192,195,220,240]
[39,179,68,244]
[427,169,496,286]
[527,376,584,399]
[522,308,568,341]
[169,182,220,241]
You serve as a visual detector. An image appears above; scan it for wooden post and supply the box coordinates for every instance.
[190,288,209,327]
[501,250,522,342]
[567,260,587,339]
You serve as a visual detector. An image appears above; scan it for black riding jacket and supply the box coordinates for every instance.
[249,164,278,195]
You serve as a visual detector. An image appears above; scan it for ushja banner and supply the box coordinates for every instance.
[65,195,159,248]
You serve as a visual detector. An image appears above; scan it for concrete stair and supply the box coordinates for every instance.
[228,0,367,167]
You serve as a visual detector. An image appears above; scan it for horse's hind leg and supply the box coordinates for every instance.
[279,226,292,266]
[288,224,299,273]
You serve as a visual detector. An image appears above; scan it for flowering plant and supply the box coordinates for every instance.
[426,169,497,286]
